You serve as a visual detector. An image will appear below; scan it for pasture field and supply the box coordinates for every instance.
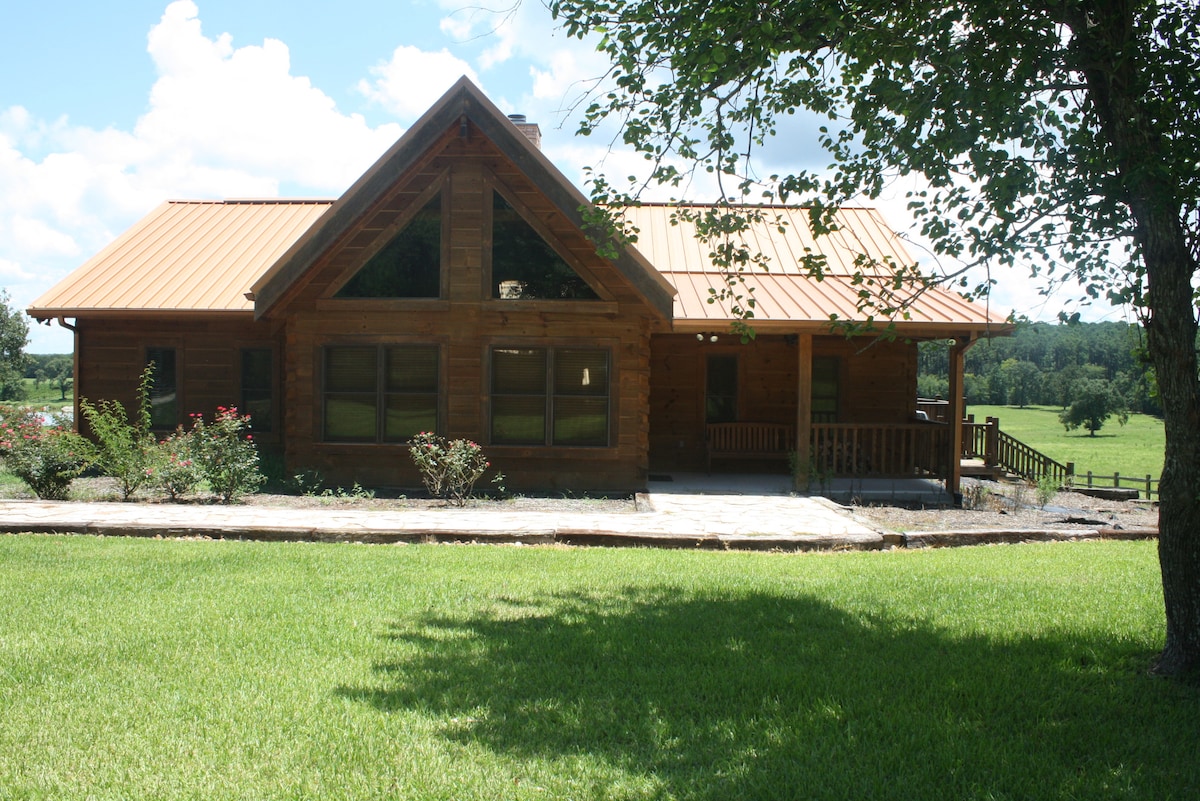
[968,404,1164,481]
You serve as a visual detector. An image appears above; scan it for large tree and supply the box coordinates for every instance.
[1059,377,1130,436]
[550,0,1200,674]
[0,291,31,402]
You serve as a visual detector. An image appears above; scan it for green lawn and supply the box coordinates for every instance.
[1,535,1195,800]
[968,404,1165,480]
[17,377,73,410]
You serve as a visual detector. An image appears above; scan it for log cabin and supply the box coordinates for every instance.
[28,77,1010,496]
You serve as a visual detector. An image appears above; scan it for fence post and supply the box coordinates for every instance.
[985,416,999,467]
[1065,462,1074,487]
[1087,470,1093,489]
[1146,474,1152,499]
[1114,471,1120,490]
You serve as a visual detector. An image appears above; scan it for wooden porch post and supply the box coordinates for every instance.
[796,334,813,491]
[947,337,972,499]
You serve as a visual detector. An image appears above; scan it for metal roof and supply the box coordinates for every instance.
[29,196,1008,334]
[621,204,1009,331]
[28,199,332,318]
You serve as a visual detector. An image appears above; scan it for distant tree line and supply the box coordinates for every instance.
[918,321,1159,417]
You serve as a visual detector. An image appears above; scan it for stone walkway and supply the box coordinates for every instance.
[0,491,1153,551]
[0,494,889,551]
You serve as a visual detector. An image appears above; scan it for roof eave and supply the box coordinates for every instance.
[27,307,255,321]
[670,317,1014,337]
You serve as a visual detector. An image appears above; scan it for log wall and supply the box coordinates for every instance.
[270,128,662,493]
[73,315,281,442]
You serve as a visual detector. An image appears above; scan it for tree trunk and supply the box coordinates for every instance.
[1144,235,1200,677]
[1075,5,1200,675]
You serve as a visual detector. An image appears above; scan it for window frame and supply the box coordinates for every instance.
[488,344,613,448]
[811,356,841,423]
[320,343,442,444]
[704,353,739,424]
[144,346,178,431]
[238,346,276,436]
[482,176,612,304]
[323,173,449,303]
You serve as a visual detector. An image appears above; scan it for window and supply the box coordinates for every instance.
[145,347,177,429]
[323,345,439,442]
[491,347,610,446]
[812,357,840,423]
[334,193,441,298]
[491,192,599,300]
[240,348,273,432]
[705,354,738,423]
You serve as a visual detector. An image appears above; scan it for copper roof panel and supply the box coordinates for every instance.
[622,204,1008,331]
[664,271,1007,330]
[621,204,918,276]
[29,200,332,317]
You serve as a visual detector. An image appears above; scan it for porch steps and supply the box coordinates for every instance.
[961,458,1005,479]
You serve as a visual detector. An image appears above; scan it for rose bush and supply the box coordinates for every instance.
[407,432,492,506]
[190,407,264,502]
[0,405,93,500]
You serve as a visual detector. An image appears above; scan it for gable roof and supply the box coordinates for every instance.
[28,79,1008,337]
[28,199,331,319]
[249,76,676,319]
[623,204,1011,334]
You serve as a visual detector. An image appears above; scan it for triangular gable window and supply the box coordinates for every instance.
[491,191,599,300]
[335,193,441,298]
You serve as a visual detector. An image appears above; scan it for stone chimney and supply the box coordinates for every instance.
[507,113,542,149]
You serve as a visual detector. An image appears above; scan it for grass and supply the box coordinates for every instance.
[969,404,1165,480]
[1,535,1196,800]
[16,377,72,410]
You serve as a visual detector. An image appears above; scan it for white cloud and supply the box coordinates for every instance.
[1,0,417,351]
[0,257,35,283]
[140,1,403,191]
[436,1,521,70]
[356,45,480,120]
[9,216,78,258]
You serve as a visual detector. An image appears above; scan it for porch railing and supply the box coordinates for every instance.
[811,422,951,478]
[703,421,954,479]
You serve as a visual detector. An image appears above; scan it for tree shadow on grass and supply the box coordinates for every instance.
[337,589,1198,799]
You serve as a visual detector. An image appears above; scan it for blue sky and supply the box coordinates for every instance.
[2,1,1126,352]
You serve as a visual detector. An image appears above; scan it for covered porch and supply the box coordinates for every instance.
[647,330,979,497]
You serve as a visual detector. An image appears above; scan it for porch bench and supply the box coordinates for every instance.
[706,422,796,473]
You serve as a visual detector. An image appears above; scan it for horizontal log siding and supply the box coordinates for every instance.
[272,132,659,493]
[73,316,281,441]
[648,333,918,472]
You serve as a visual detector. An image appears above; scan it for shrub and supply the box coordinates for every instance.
[0,406,93,500]
[1036,474,1060,508]
[190,407,264,502]
[408,432,492,506]
[289,467,325,496]
[961,481,992,511]
[79,366,157,500]
[154,427,203,501]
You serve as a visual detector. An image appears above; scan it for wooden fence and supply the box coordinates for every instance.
[1072,471,1160,500]
[963,414,1159,499]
